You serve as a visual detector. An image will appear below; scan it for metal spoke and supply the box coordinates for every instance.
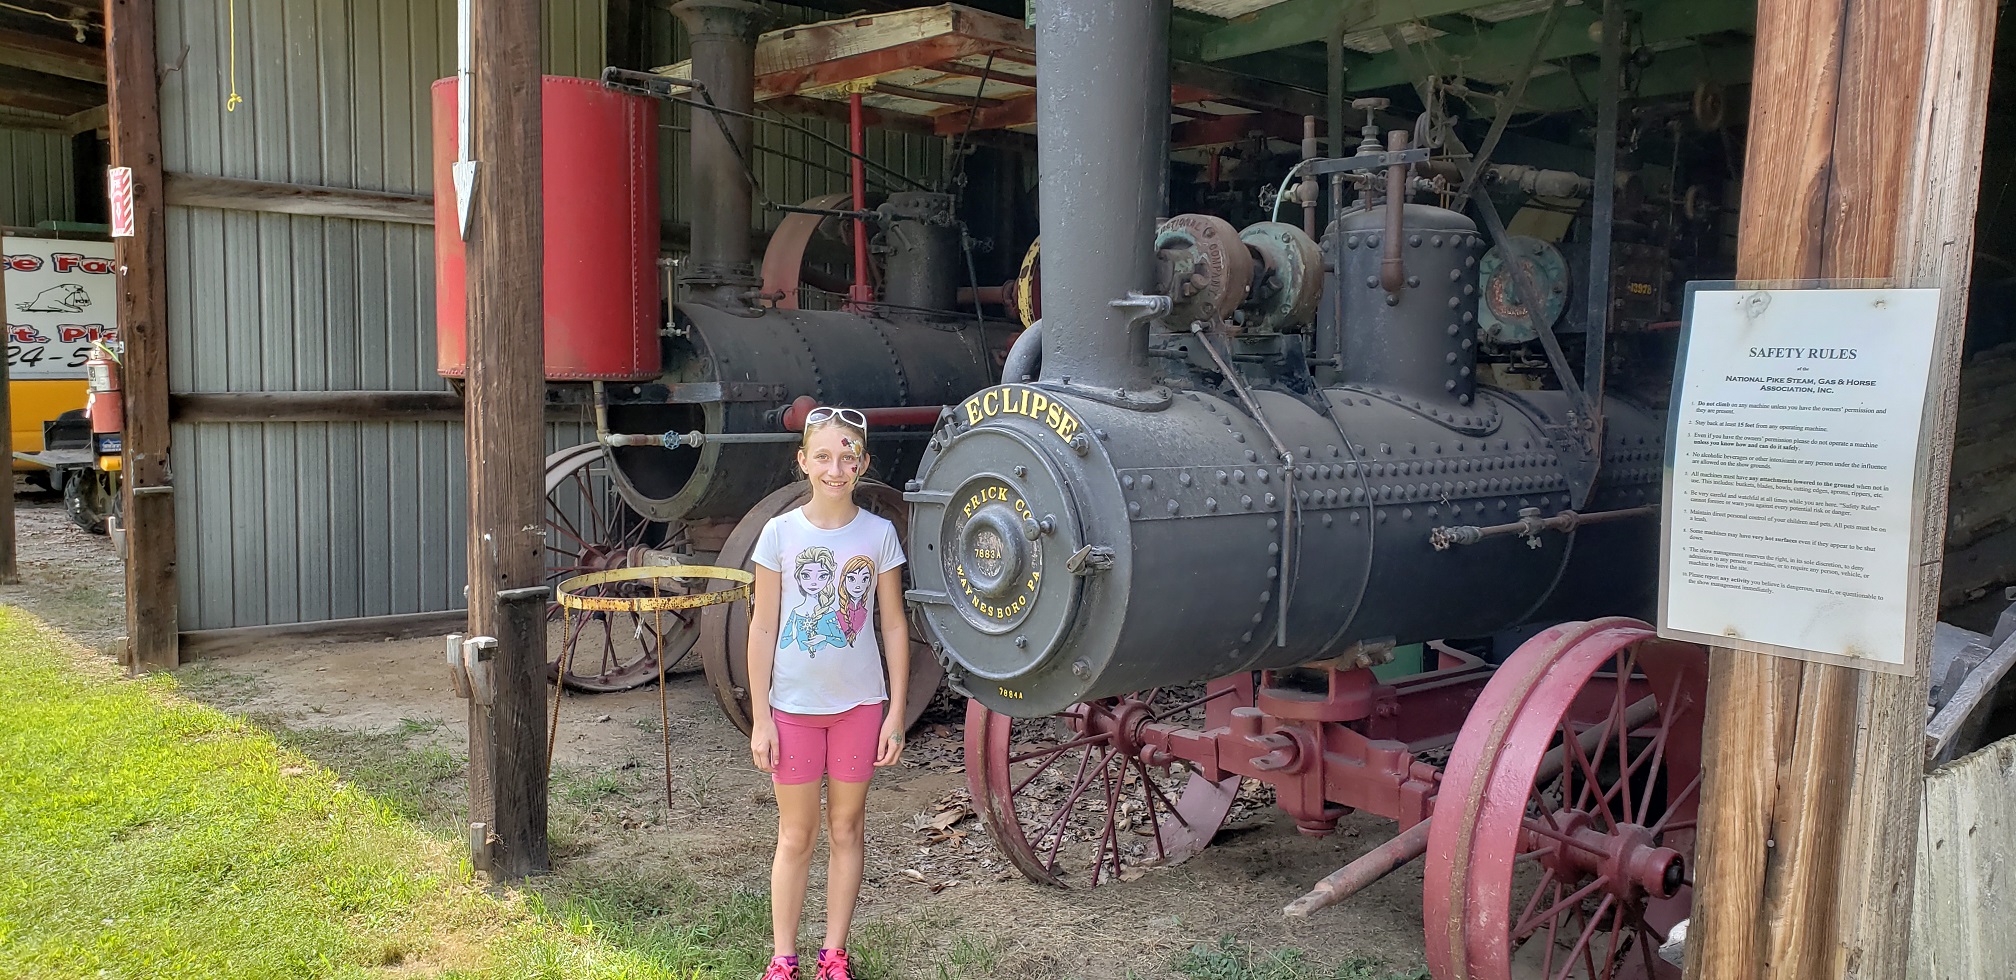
[1635,671,1687,825]
[1516,873,1613,940]
[1555,895,1614,980]
[1649,771,1704,835]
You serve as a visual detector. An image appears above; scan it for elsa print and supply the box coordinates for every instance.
[783,546,848,654]
[836,555,876,643]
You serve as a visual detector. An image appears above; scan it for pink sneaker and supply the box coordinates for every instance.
[815,948,852,980]
[761,954,799,980]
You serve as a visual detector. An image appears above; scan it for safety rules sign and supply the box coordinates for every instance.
[1658,286,1941,673]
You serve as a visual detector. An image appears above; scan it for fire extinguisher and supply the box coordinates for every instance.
[83,341,124,471]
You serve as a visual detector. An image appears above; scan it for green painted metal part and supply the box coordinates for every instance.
[1200,0,1515,63]
[1344,0,1754,92]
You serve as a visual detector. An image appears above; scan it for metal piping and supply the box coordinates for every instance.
[670,0,767,303]
[1032,0,1171,392]
[1379,130,1407,294]
[1001,320,1043,383]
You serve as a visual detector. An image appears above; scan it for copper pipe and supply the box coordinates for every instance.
[1380,130,1407,293]
[781,395,945,431]
[956,284,1007,306]
[848,90,873,309]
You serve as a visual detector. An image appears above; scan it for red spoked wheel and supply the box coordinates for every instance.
[966,681,1252,888]
[1426,618,1709,980]
[544,443,698,692]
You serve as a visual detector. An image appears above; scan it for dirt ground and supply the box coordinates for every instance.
[4,486,1433,979]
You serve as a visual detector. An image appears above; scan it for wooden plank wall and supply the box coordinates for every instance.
[1912,736,2016,979]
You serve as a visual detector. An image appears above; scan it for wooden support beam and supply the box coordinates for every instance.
[162,173,433,224]
[0,225,15,586]
[1169,59,1327,118]
[179,610,470,661]
[166,390,592,424]
[462,0,548,881]
[63,103,105,135]
[1683,0,1996,977]
[105,0,177,672]
[0,27,105,83]
[0,85,91,116]
[169,391,465,423]
[1200,0,1508,62]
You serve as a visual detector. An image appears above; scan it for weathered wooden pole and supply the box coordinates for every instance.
[0,236,15,587]
[1684,0,1996,976]
[104,0,178,668]
[461,0,548,879]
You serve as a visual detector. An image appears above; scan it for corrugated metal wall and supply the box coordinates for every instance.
[0,127,76,227]
[161,0,952,631]
[159,0,605,630]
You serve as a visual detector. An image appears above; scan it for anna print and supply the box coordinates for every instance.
[836,555,876,643]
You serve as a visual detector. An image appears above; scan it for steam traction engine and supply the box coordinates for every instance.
[904,2,1706,978]
[432,0,1013,727]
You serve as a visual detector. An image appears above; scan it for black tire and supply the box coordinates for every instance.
[63,469,114,535]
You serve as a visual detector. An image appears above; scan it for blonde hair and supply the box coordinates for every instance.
[791,546,839,616]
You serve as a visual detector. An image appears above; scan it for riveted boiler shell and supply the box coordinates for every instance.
[911,382,1665,718]
[606,305,1000,521]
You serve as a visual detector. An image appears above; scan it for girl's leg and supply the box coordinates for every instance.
[819,703,883,952]
[771,716,828,958]
[821,777,869,952]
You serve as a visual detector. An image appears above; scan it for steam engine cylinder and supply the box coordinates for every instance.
[905,206,1666,718]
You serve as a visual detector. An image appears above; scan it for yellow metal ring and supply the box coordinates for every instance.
[554,565,753,613]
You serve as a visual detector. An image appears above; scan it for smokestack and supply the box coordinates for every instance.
[671,0,767,305]
[1033,0,1171,392]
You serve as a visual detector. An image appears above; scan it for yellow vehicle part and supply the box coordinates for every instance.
[10,379,88,470]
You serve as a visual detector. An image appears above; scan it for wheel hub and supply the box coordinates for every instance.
[1527,810,1687,904]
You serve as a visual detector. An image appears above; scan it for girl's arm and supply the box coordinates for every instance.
[874,567,910,767]
[746,565,783,772]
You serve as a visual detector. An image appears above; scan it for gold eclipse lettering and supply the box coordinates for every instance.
[961,385,1083,443]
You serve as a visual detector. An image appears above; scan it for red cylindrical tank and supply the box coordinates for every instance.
[431,76,660,381]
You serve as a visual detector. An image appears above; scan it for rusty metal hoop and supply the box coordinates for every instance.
[1424,619,1707,980]
[554,565,752,613]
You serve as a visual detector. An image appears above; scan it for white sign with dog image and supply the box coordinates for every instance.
[3,236,120,380]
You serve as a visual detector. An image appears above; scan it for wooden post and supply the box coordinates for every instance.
[0,238,15,587]
[1684,0,1996,977]
[105,0,178,670]
[462,0,549,880]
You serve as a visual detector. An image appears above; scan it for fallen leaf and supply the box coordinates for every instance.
[900,868,928,883]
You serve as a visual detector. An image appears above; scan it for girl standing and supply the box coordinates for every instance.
[746,406,908,980]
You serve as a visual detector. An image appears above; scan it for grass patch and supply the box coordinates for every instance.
[1175,937,1429,980]
[0,608,836,979]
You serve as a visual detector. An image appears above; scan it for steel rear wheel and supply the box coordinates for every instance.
[1426,618,1708,980]
[544,443,698,692]
[965,681,1251,888]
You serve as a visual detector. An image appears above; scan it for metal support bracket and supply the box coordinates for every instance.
[461,635,497,707]
[445,632,472,699]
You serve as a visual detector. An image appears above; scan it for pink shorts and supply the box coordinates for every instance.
[771,702,885,785]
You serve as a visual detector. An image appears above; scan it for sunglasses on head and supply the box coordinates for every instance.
[805,406,869,431]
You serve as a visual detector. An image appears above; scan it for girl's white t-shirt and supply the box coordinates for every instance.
[751,507,907,715]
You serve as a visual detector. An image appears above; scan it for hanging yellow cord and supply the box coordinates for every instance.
[225,0,243,111]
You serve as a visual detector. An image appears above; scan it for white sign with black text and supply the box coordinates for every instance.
[1658,286,1941,672]
[3,236,120,381]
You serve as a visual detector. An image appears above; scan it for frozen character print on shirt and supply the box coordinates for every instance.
[783,546,849,655]
[836,555,876,643]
